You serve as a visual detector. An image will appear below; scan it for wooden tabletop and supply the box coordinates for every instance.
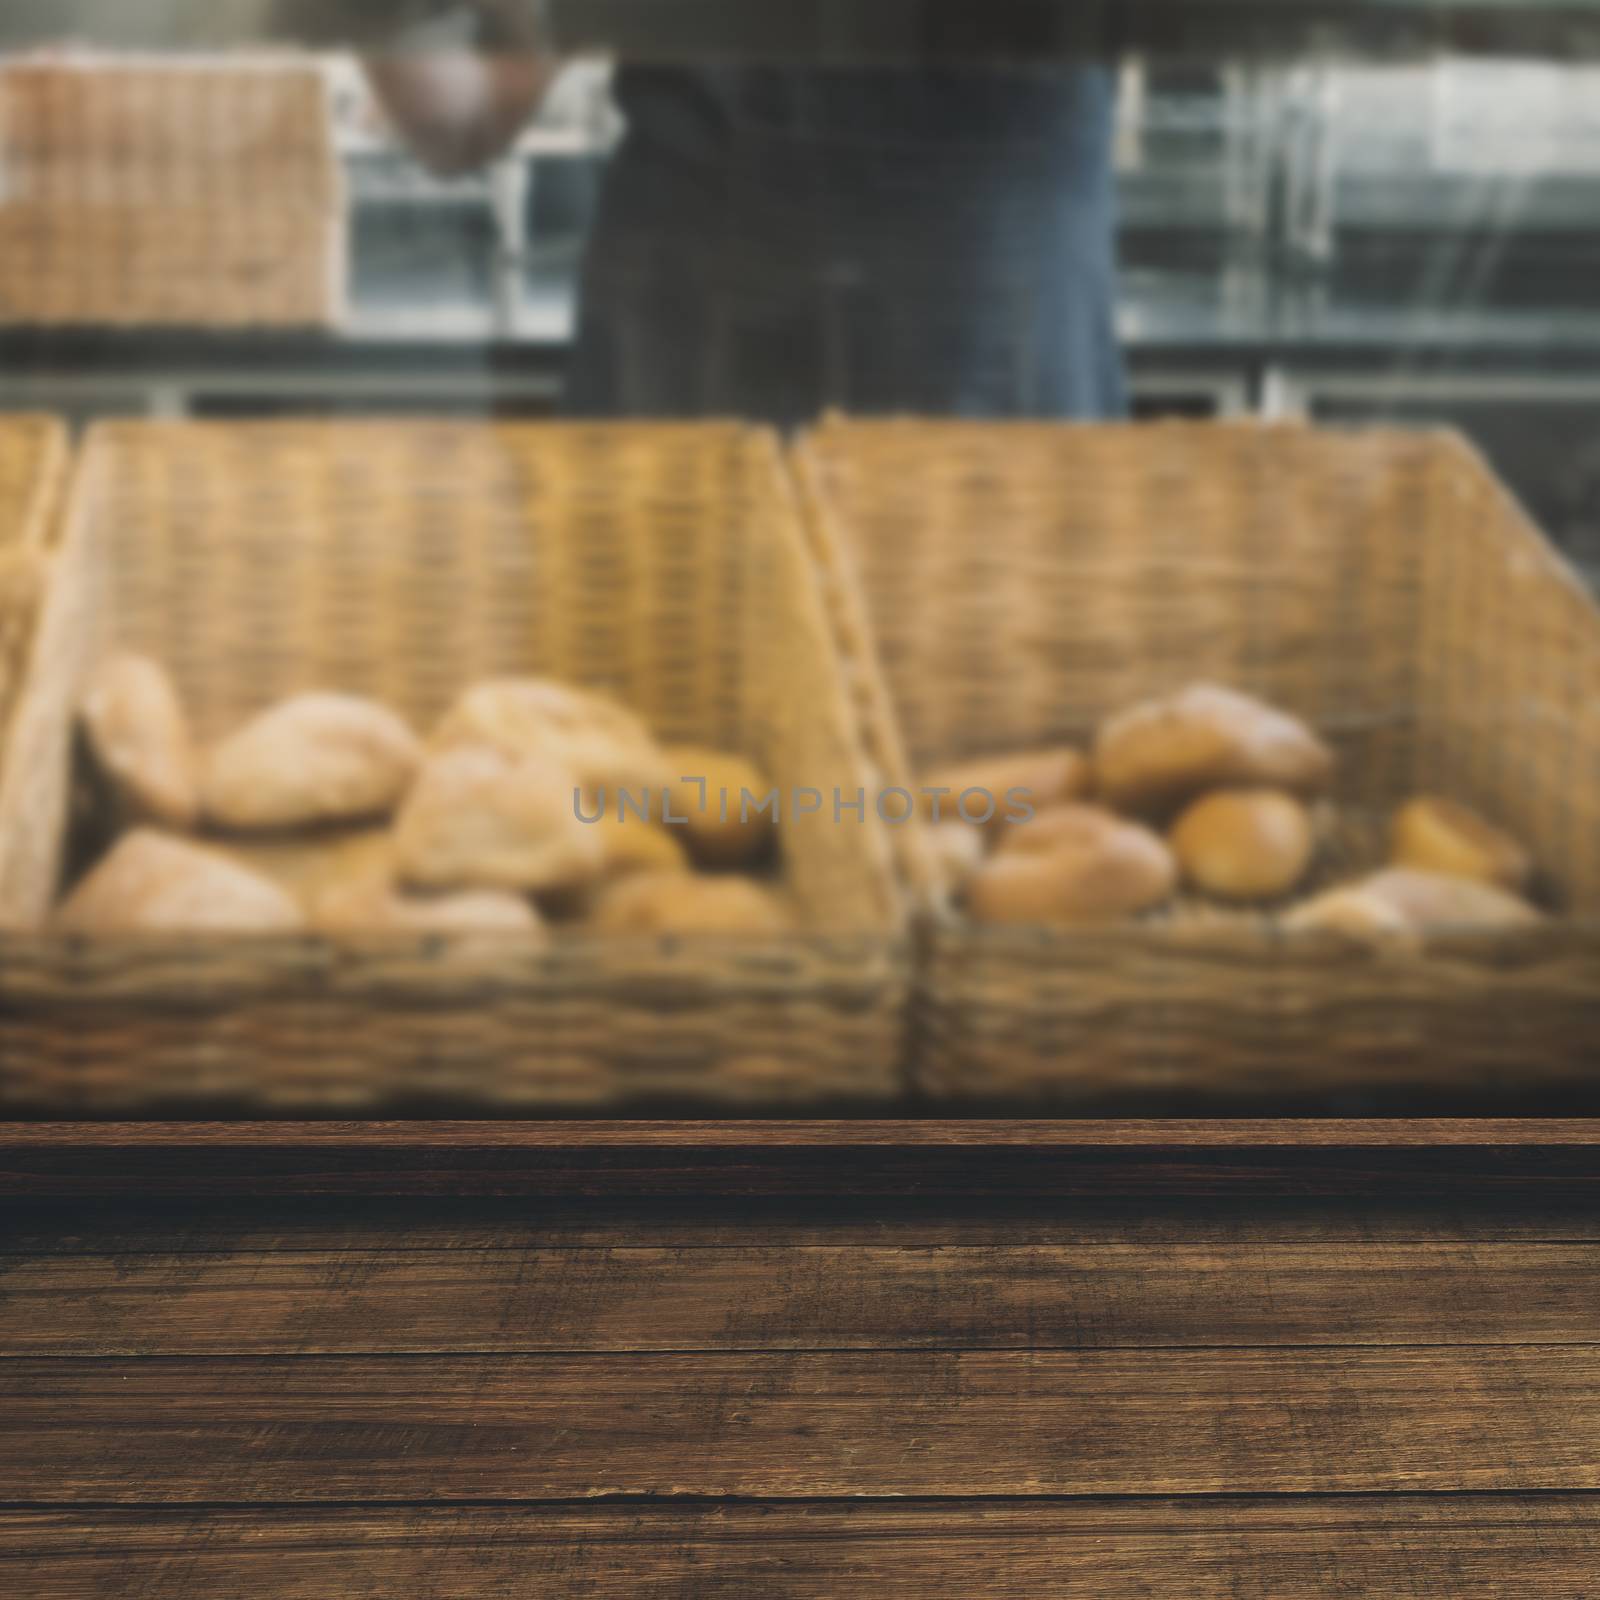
[5,1126,1600,1594]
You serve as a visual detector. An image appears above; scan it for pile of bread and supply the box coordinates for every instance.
[920,682,1545,943]
[57,654,789,938]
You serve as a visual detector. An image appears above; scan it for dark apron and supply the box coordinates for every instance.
[566,65,1126,424]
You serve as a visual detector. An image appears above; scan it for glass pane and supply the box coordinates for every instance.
[3,1,1600,1115]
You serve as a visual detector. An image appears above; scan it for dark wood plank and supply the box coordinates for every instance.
[5,1347,1600,1500]
[12,1118,1600,1147]
[8,1499,1600,1599]
[4,1240,1597,1354]
[13,1195,1600,1253]
[8,1120,1600,1197]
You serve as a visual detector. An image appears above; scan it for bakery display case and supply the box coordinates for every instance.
[2,0,1600,1119]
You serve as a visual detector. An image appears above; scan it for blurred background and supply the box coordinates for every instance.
[3,5,1600,583]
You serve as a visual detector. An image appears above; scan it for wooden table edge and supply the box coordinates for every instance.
[5,1118,1600,1197]
[6,1118,1600,1148]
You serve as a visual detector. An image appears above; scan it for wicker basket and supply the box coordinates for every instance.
[796,417,1600,1105]
[0,415,69,758]
[0,60,343,329]
[0,420,907,1112]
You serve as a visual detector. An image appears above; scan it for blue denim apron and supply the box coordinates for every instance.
[566,66,1126,423]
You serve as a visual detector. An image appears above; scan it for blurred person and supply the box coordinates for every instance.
[322,0,1127,422]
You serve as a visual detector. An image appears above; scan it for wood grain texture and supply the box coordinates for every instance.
[9,1120,1600,1197]
[10,1178,1600,1593]
[6,1347,1600,1501]
[3,1240,1597,1355]
[12,1195,1600,1254]
[8,1500,1600,1599]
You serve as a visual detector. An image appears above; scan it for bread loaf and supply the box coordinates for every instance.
[1287,866,1541,945]
[996,803,1140,859]
[1283,884,1420,946]
[589,807,692,879]
[227,818,545,935]
[1170,788,1316,901]
[203,692,422,831]
[922,819,988,890]
[79,653,198,829]
[220,827,395,914]
[1094,683,1333,815]
[313,877,543,937]
[431,678,668,795]
[967,804,1176,925]
[590,871,792,935]
[55,830,303,934]
[394,744,604,896]
[1363,867,1543,931]
[920,747,1091,832]
[1390,796,1531,892]
[657,745,777,869]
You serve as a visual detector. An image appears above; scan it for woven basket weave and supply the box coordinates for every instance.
[0,420,907,1113]
[0,415,69,760]
[0,61,343,328]
[796,417,1600,1105]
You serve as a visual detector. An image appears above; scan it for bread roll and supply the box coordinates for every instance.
[1390,796,1531,892]
[394,744,604,895]
[314,877,543,938]
[55,830,303,934]
[921,819,988,890]
[997,803,1139,859]
[229,820,544,936]
[203,693,422,831]
[1286,867,1540,946]
[660,745,776,868]
[79,653,198,829]
[431,678,668,794]
[1363,867,1543,931]
[1170,788,1316,902]
[590,871,792,935]
[589,807,692,879]
[967,805,1176,925]
[920,747,1091,833]
[1283,885,1420,947]
[220,827,395,914]
[1094,683,1333,815]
